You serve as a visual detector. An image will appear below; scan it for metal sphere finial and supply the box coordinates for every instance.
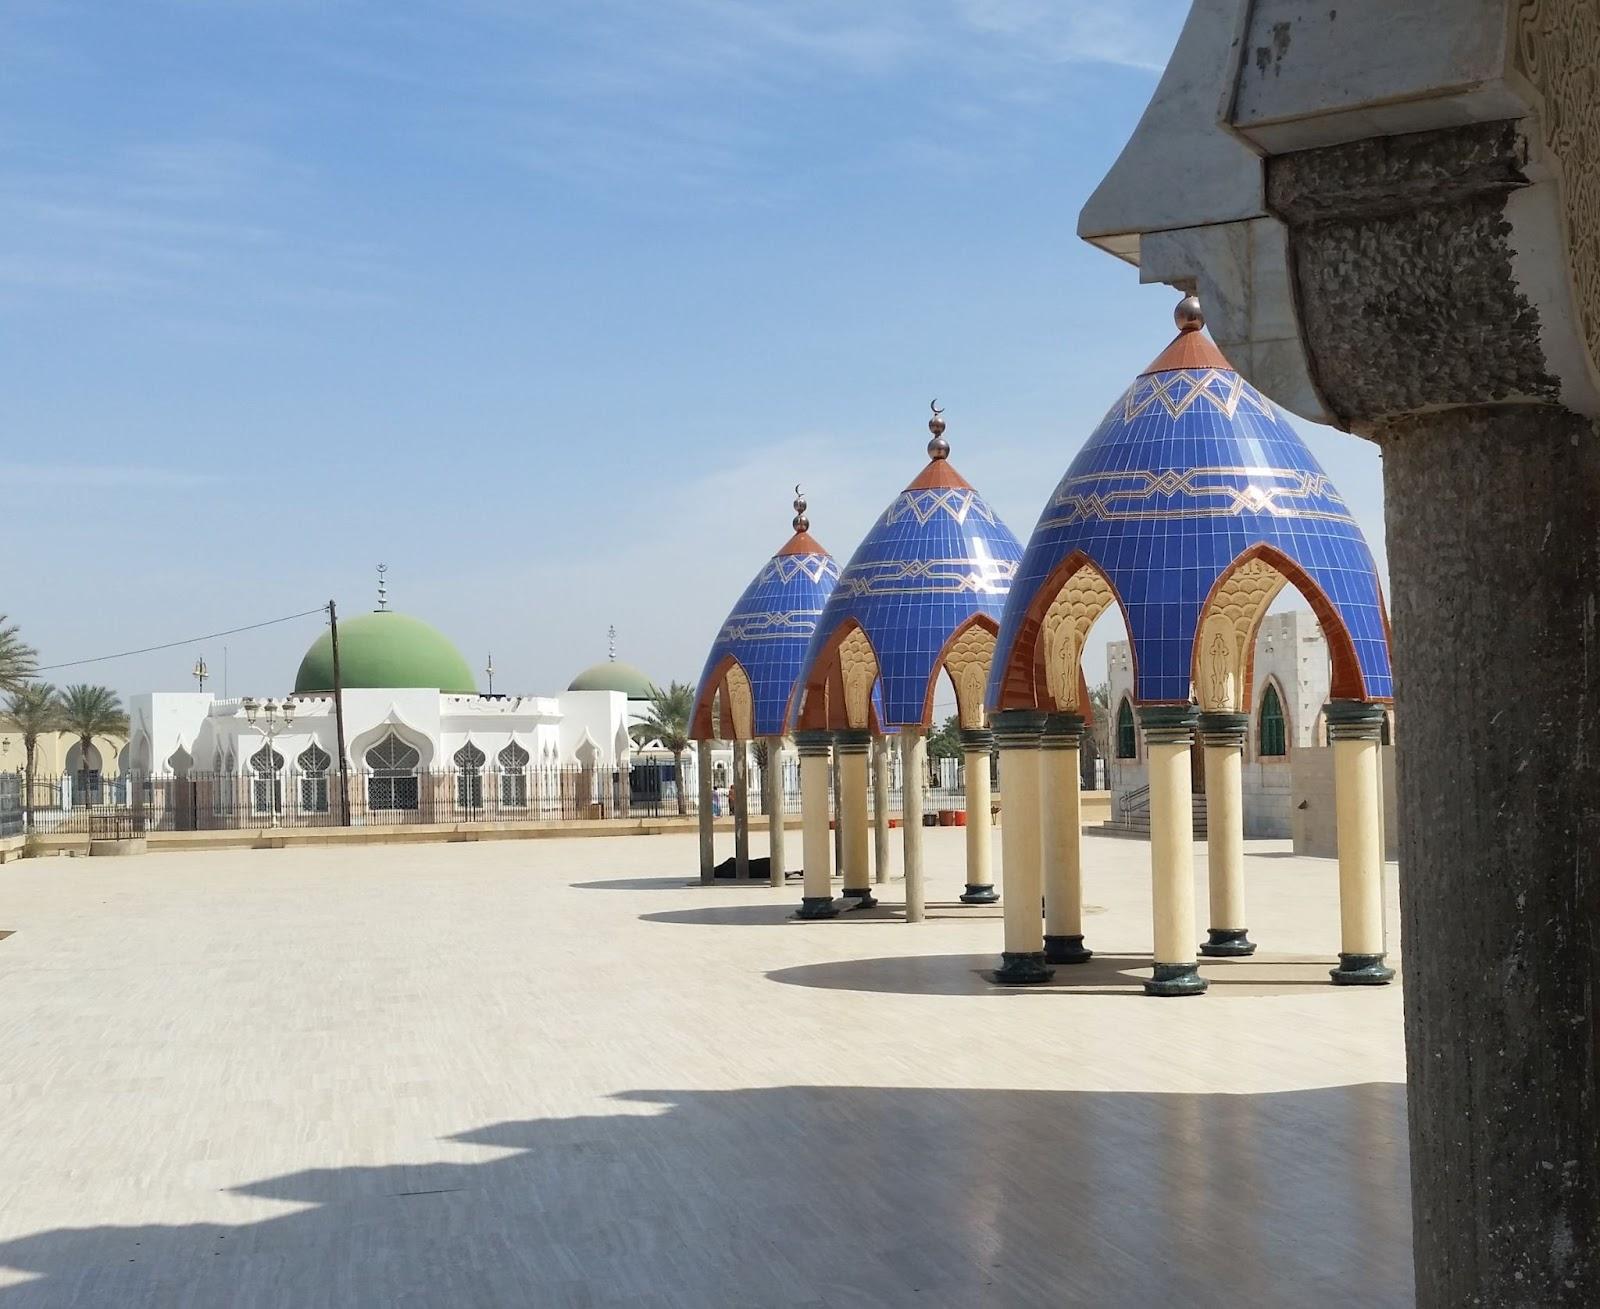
[792,483,809,533]
[1175,294,1205,334]
[926,399,949,461]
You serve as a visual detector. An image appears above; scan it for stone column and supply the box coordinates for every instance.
[835,730,876,909]
[992,710,1052,985]
[1324,700,1392,986]
[765,735,786,888]
[871,735,891,884]
[1140,706,1205,996]
[793,730,837,919]
[731,739,750,881]
[901,728,927,923]
[695,739,714,885]
[957,728,997,904]
[1197,711,1253,957]
[1041,713,1092,964]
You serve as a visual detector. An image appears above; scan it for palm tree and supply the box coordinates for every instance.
[2,682,57,827]
[56,684,128,803]
[637,681,694,815]
[0,616,38,695]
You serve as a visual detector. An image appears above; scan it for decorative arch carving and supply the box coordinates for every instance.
[942,620,997,728]
[794,620,882,732]
[838,626,879,730]
[723,663,755,740]
[1194,557,1285,712]
[1038,565,1116,711]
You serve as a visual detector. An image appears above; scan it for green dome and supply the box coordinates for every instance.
[567,659,656,700]
[294,611,476,695]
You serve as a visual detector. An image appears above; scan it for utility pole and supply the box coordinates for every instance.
[328,599,351,826]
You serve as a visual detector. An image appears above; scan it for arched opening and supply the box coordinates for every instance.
[1258,683,1288,758]
[1115,698,1137,759]
[498,742,530,808]
[296,743,331,814]
[366,734,421,812]
[249,744,284,816]
[453,742,486,811]
[65,741,103,803]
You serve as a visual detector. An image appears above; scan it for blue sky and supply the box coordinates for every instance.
[0,0,1386,708]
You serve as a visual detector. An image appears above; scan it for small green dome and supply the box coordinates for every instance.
[567,659,656,700]
[294,611,476,695]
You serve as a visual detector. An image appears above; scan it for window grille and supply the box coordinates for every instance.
[1259,685,1288,757]
[297,743,332,814]
[250,744,285,815]
[498,743,530,808]
[367,734,420,811]
[453,742,486,810]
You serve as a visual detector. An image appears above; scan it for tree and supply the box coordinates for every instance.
[636,681,694,816]
[2,682,57,827]
[0,616,38,695]
[55,684,128,801]
[1086,681,1113,790]
[927,713,962,760]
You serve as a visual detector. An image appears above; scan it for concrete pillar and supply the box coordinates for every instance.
[1139,706,1205,997]
[695,739,714,884]
[764,735,786,888]
[1041,713,1092,965]
[992,710,1052,985]
[835,730,876,909]
[1384,406,1600,1300]
[1325,701,1392,985]
[1197,711,1253,957]
[957,728,998,904]
[901,729,927,923]
[731,739,750,881]
[793,730,837,920]
[831,748,843,880]
[871,735,891,884]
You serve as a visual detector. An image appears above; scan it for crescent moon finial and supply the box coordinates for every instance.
[927,398,948,457]
[792,483,810,534]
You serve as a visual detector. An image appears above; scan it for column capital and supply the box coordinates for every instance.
[794,730,834,757]
[1041,713,1086,749]
[832,728,872,755]
[958,727,994,752]
[1196,710,1249,748]
[1324,700,1387,742]
[1138,704,1198,745]
[990,709,1046,749]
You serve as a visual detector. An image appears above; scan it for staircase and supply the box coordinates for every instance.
[1096,783,1208,839]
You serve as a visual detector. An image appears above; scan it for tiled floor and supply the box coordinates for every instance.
[0,830,1410,1307]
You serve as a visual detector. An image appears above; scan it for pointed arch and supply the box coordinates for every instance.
[1115,696,1138,759]
[992,552,1131,712]
[1195,543,1375,706]
[793,618,884,732]
[1257,679,1289,758]
[932,614,999,729]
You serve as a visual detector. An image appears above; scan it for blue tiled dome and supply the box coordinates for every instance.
[692,524,840,739]
[989,321,1392,708]
[795,445,1024,730]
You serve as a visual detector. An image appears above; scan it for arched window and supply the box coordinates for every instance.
[1259,684,1287,758]
[453,742,486,811]
[297,743,332,814]
[498,742,530,809]
[367,734,420,811]
[250,744,285,815]
[1115,698,1137,759]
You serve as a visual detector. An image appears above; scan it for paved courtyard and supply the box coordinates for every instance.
[0,830,1410,1307]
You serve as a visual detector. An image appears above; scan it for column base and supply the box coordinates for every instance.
[1199,928,1256,957]
[992,951,1055,985]
[794,897,840,921]
[1045,934,1093,965]
[1329,952,1395,986]
[958,883,998,905]
[1144,963,1209,997]
[840,886,879,910]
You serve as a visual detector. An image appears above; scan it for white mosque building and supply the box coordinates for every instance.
[128,603,666,827]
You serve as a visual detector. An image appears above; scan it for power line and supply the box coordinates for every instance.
[37,606,328,673]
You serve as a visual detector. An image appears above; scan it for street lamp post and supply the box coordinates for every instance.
[241,696,296,828]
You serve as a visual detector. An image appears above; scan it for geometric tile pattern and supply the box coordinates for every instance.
[797,464,1024,729]
[694,546,841,738]
[989,361,1393,705]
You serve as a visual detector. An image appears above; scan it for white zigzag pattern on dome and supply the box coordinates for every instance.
[1121,369,1277,421]
[757,555,840,584]
[718,609,826,643]
[1043,467,1354,526]
[882,489,997,528]
[834,556,1017,597]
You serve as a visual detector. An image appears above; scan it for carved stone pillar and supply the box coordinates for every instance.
[1324,701,1392,985]
[1040,713,1092,964]
[835,729,876,909]
[871,735,891,884]
[991,710,1052,985]
[730,739,750,881]
[1196,711,1252,957]
[764,735,786,888]
[794,730,837,920]
[901,729,927,922]
[695,739,714,885]
[1140,705,1205,997]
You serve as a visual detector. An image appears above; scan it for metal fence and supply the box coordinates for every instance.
[8,764,688,835]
